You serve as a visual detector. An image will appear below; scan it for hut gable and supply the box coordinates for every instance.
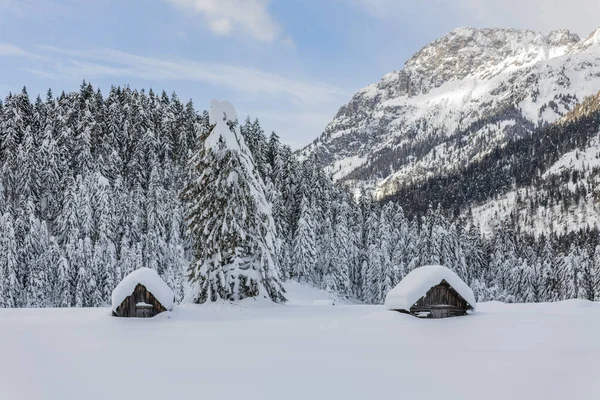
[384,265,475,318]
[112,268,174,318]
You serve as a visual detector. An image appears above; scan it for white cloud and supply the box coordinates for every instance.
[455,0,600,37]
[354,0,600,37]
[37,45,348,106]
[0,43,30,57]
[166,0,282,42]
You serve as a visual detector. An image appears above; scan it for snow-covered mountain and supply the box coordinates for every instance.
[472,92,600,237]
[303,27,600,198]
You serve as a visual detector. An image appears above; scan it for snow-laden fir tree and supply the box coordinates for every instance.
[578,247,595,301]
[327,200,351,296]
[292,194,316,281]
[0,212,21,307]
[182,100,285,303]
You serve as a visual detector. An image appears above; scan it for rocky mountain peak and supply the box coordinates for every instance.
[303,26,600,198]
[565,26,600,53]
[585,27,600,46]
[399,27,580,96]
[547,29,580,46]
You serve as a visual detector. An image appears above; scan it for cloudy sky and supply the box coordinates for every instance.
[1,0,599,148]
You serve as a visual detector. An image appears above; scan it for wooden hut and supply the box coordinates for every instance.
[384,265,475,318]
[111,268,174,318]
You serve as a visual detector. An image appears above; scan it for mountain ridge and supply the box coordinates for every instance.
[302,26,600,201]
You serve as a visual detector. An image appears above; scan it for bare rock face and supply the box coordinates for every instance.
[401,27,579,95]
[547,29,581,46]
[302,27,600,198]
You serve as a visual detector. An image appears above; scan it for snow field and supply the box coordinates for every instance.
[1,298,599,400]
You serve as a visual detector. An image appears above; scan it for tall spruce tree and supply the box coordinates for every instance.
[183,100,285,303]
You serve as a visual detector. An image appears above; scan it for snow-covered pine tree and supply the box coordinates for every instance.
[328,199,351,297]
[363,204,384,304]
[91,173,117,304]
[461,222,486,286]
[74,264,89,308]
[321,215,338,293]
[271,186,291,279]
[592,245,600,301]
[377,202,396,303]
[38,91,64,222]
[578,248,594,301]
[182,100,285,303]
[292,194,316,281]
[1,89,33,209]
[563,245,581,300]
[165,211,186,302]
[240,117,268,183]
[0,212,21,307]
[542,239,564,301]
[23,212,51,307]
[75,88,97,176]
[523,249,543,303]
[347,197,364,299]
[55,254,71,307]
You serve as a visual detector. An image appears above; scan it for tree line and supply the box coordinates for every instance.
[0,83,598,307]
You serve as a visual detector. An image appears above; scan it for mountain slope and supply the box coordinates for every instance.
[303,27,600,198]
[470,93,600,236]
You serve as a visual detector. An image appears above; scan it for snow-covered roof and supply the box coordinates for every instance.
[111,268,174,312]
[384,265,476,311]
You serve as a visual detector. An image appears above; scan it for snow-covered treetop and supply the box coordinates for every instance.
[111,268,174,312]
[384,265,476,311]
[204,99,272,216]
[206,99,241,152]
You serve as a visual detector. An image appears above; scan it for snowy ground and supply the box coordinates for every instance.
[1,285,599,400]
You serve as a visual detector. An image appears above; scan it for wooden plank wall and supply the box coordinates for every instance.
[409,280,472,318]
[113,284,167,318]
[414,281,468,309]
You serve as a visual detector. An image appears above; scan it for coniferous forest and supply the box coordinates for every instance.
[0,83,599,308]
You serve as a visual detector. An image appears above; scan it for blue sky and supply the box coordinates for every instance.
[1,0,599,148]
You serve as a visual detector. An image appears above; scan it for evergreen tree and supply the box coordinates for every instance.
[182,100,285,303]
[541,239,562,301]
[0,213,21,307]
[55,254,71,307]
[292,195,316,281]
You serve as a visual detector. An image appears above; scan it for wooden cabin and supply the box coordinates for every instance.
[409,279,472,318]
[113,283,168,318]
[384,265,475,319]
[111,268,174,318]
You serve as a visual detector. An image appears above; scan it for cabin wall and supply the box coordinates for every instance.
[113,284,167,318]
[429,308,467,318]
[410,281,471,318]
[413,282,469,309]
